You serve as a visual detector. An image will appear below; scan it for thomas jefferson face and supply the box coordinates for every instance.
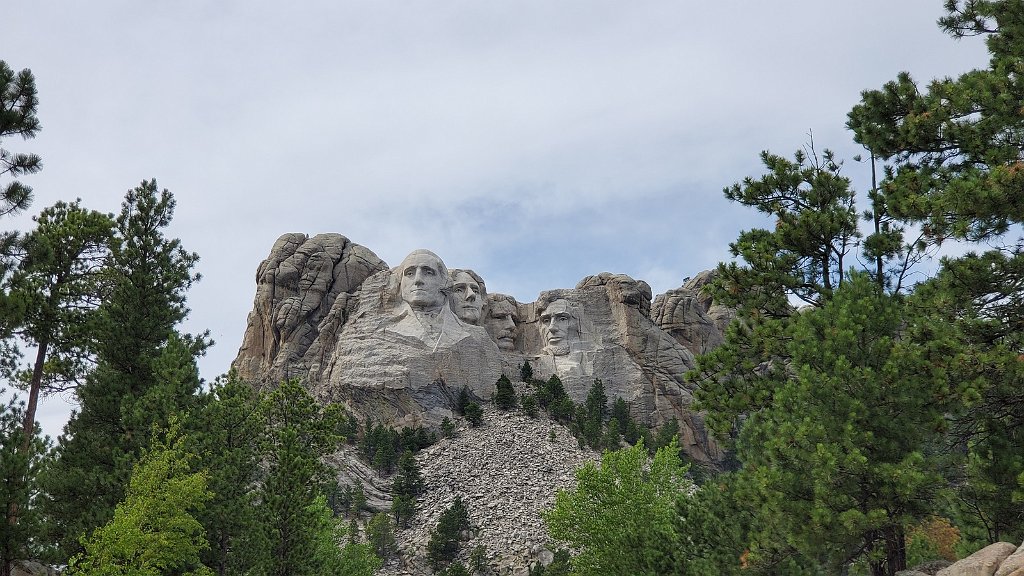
[399,251,446,312]
[539,299,577,356]
[451,271,483,324]
[485,298,518,351]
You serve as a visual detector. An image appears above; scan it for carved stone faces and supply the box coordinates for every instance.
[398,250,448,313]
[485,294,519,352]
[538,298,578,356]
[450,269,485,324]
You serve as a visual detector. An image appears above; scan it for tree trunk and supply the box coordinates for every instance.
[21,336,49,454]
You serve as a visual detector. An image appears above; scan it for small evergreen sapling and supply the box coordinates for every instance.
[494,375,517,410]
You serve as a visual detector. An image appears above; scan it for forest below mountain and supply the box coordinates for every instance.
[2,2,1023,575]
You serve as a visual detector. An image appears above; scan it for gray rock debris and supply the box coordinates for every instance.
[377,402,598,576]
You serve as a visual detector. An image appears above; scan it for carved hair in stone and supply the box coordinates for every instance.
[449,268,487,325]
[484,293,519,352]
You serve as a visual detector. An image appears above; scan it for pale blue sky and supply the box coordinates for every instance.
[4,1,989,437]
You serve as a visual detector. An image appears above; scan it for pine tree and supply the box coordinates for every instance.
[464,402,483,427]
[6,201,112,449]
[0,392,49,576]
[187,373,264,576]
[519,360,533,382]
[578,379,606,448]
[847,0,1024,548]
[0,60,41,275]
[255,379,346,576]
[427,496,470,570]
[41,182,207,560]
[365,513,397,560]
[456,386,471,416]
[493,375,517,411]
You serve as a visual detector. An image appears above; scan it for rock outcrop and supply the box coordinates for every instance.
[234,234,731,465]
[935,541,1023,576]
[234,233,387,387]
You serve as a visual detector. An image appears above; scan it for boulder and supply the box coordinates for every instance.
[995,540,1024,576]
[938,542,1018,576]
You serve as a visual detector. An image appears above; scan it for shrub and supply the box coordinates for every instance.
[366,512,398,560]
[465,402,483,427]
[427,497,470,569]
[521,394,538,418]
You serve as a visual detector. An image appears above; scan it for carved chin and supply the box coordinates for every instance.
[545,343,570,356]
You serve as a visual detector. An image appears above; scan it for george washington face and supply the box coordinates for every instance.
[399,251,447,312]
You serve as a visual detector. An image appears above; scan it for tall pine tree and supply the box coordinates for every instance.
[41,181,209,560]
[848,0,1024,546]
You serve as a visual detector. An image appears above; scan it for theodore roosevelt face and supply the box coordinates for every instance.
[485,296,519,351]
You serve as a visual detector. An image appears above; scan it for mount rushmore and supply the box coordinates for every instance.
[233,233,733,465]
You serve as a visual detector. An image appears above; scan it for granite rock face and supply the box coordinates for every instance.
[234,233,387,386]
[651,269,734,356]
[234,234,730,464]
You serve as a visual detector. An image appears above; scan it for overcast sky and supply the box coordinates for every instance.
[4,1,989,438]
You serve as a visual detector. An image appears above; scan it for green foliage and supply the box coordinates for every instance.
[187,372,264,575]
[520,394,538,418]
[427,496,470,570]
[494,374,517,410]
[0,60,41,273]
[577,379,606,448]
[391,494,415,529]
[437,561,470,576]
[545,439,734,576]
[0,391,49,576]
[716,145,860,311]
[464,402,483,427]
[310,496,381,576]
[456,386,471,416]
[41,183,207,561]
[254,379,347,576]
[441,416,456,437]
[469,544,488,574]
[359,420,433,473]
[390,449,423,527]
[549,441,743,572]
[716,275,951,575]
[365,512,397,560]
[519,360,533,382]
[528,549,571,576]
[609,397,641,444]
[7,200,113,427]
[393,449,424,498]
[848,0,1024,552]
[68,426,212,576]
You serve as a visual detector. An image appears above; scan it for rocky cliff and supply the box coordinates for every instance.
[234,233,730,465]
